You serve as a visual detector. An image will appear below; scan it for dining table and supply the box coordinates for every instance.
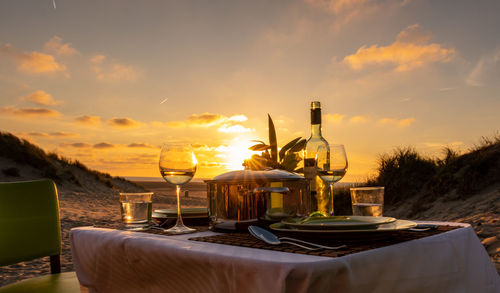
[70,220,500,293]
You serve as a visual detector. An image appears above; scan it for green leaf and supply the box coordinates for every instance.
[289,139,306,153]
[244,154,269,170]
[268,114,278,162]
[250,140,266,144]
[249,144,270,151]
[281,154,296,172]
[279,137,301,162]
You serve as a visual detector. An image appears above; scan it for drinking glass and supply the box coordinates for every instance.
[120,192,153,231]
[159,144,197,234]
[350,187,384,216]
[317,144,348,216]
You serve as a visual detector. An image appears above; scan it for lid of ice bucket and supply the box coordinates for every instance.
[205,169,305,184]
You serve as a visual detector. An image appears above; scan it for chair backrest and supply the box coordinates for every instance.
[0,179,62,267]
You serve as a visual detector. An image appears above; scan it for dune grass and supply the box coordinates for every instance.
[332,134,500,216]
[366,134,500,216]
[0,131,134,189]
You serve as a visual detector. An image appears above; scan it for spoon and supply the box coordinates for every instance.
[248,226,346,250]
[408,224,438,232]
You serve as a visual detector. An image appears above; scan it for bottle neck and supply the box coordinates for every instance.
[310,123,322,137]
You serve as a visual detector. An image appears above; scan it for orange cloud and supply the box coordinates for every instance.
[29,131,78,138]
[343,24,456,71]
[75,115,101,125]
[217,124,254,133]
[349,115,368,123]
[378,117,416,127]
[90,54,141,82]
[90,55,106,64]
[24,90,60,106]
[43,36,79,56]
[50,131,79,137]
[186,113,227,127]
[424,141,464,148]
[108,117,141,128]
[167,113,248,128]
[0,44,68,75]
[0,106,61,117]
[304,0,407,31]
[128,143,157,148]
[93,142,114,149]
[60,142,92,148]
[27,132,49,137]
[305,0,373,15]
[324,113,345,124]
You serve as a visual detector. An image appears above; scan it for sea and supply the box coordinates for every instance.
[126,176,207,183]
[125,176,358,188]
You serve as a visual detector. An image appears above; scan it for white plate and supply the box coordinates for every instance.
[271,219,417,233]
[281,216,397,230]
[154,208,208,218]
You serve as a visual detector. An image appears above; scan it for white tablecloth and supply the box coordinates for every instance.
[70,222,499,293]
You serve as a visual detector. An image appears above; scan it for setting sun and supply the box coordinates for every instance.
[225,138,257,171]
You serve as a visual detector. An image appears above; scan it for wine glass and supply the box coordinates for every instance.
[317,144,348,216]
[159,144,197,234]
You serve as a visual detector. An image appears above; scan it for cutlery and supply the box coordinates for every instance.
[248,225,346,250]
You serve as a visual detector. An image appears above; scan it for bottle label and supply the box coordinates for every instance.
[311,108,321,124]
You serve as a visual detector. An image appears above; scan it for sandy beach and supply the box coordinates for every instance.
[0,181,207,287]
[0,180,498,287]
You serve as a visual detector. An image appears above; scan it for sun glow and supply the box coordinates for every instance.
[225,139,256,171]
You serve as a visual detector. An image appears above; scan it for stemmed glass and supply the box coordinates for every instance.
[159,144,197,234]
[317,144,348,216]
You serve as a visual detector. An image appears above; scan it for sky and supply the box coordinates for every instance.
[0,0,499,181]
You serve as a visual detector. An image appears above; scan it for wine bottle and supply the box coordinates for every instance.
[304,101,330,215]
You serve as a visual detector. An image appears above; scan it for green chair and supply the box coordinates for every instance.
[0,179,81,293]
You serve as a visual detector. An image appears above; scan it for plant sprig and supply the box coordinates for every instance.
[243,114,305,172]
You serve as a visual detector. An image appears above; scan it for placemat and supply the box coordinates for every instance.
[188,225,461,257]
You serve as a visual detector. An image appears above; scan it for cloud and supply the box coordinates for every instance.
[227,115,248,122]
[349,115,368,123]
[378,117,415,127]
[217,124,254,133]
[423,141,463,148]
[167,113,248,128]
[108,117,141,128]
[343,24,456,71]
[90,55,106,64]
[305,0,378,15]
[191,143,207,149]
[23,90,60,106]
[90,54,141,82]
[128,143,156,148]
[60,142,92,148]
[29,131,78,138]
[27,132,50,137]
[466,48,500,87]
[324,113,345,124]
[50,131,79,137]
[43,36,79,56]
[93,142,114,149]
[0,106,61,117]
[75,115,101,125]
[304,0,408,31]
[0,44,68,75]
